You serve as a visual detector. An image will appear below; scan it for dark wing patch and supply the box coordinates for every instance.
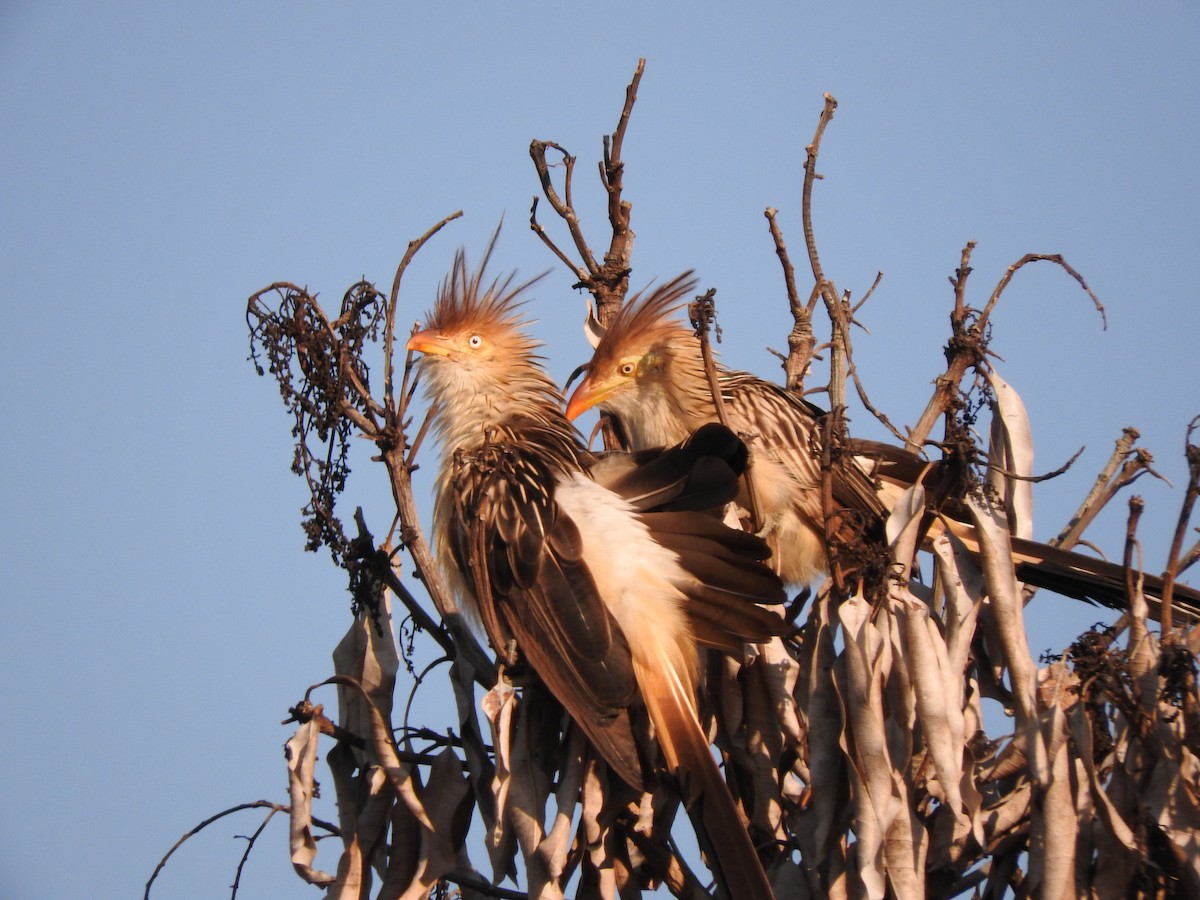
[594,422,748,512]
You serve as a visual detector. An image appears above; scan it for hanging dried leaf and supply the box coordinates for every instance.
[394,747,472,900]
[930,531,985,682]
[285,718,336,886]
[534,724,586,883]
[838,593,896,900]
[1027,665,1078,899]
[481,679,518,883]
[896,588,966,823]
[965,493,1048,785]
[985,368,1035,540]
[333,593,401,737]
[885,483,927,584]
[793,593,847,873]
[327,759,392,898]
[323,675,433,831]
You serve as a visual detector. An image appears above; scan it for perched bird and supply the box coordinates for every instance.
[406,245,784,898]
[566,273,1200,623]
[566,272,885,590]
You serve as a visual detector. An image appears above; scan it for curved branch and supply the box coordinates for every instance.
[801,93,838,286]
[384,211,464,415]
[979,252,1106,331]
[144,802,339,900]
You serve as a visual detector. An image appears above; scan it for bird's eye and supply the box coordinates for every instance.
[468,334,484,349]
[619,362,636,376]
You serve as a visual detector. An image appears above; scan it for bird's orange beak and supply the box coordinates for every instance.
[565,375,607,421]
[406,329,451,357]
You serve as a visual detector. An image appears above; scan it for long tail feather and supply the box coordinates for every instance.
[866,454,1200,624]
[939,516,1200,623]
[633,652,775,900]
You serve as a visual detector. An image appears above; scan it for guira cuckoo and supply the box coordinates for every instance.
[566,272,883,589]
[565,273,1200,623]
[407,248,784,898]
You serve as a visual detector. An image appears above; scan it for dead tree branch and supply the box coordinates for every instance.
[530,58,645,327]
[145,802,339,900]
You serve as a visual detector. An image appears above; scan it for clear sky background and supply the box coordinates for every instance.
[2,4,1197,898]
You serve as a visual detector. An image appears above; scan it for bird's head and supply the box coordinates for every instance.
[407,244,549,405]
[565,272,702,423]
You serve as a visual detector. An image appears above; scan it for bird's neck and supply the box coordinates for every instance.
[426,363,567,453]
[620,344,724,450]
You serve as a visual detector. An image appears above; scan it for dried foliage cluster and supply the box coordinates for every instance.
[151,62,1200,899]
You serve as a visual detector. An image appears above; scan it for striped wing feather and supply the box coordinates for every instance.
[452,440,645,788]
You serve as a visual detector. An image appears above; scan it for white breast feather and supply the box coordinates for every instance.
[553,472,697,681]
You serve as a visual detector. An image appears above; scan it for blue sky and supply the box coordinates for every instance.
[2,4,1197,898]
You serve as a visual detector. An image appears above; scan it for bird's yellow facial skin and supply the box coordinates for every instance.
[566,352,668,420]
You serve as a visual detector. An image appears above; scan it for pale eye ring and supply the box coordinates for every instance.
[468,334,483,348]
[619,362,635,376]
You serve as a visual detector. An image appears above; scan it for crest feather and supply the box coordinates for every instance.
[590,272,699,369]
[423,226,547,349]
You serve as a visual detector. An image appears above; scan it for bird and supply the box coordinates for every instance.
[565,272,1200,624]
[406,243,785,898]
[565,271,886,591]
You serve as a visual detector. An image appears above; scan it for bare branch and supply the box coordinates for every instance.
[529,59,645,333]
[985,444,1085,484]
[847,361,907,444]
[384,210,464,414]
[145,802,339,900]
[528,142,596,279]
[850,270,884,315]
[1179,535,1200,575]
[765,207,815,391]
[801,93,838,286]
[979,252,1106,331]
[529,195,589,282]
[906,243,984,454]
[689,287,762,531]
[230,807,280,900]
[1052,428,1146,549]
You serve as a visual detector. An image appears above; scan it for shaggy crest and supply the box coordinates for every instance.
[421,231,548,360]
[589,271,700,371]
